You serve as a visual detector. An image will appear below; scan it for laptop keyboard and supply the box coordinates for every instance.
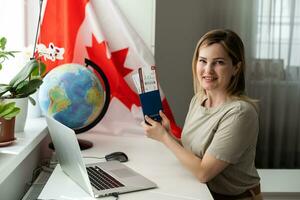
[86,166,124,191]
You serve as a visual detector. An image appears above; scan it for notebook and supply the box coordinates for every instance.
[45,116,157,198]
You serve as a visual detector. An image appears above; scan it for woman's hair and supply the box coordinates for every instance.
[192,29,257,109]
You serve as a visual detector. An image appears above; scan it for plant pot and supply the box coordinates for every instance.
[5,97,28,132]
[28,89,42,118]
[0,117,15,147]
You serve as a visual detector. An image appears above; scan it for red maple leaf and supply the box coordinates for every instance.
[86,35,140,110]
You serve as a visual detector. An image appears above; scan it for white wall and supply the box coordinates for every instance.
[0,0,25,49]
[155,0,207,126]
[0,0,26,83]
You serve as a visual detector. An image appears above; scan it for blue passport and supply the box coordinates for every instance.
[139,90,163,123]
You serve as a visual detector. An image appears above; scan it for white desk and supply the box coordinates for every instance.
[39,130,213,200]
[258,169,300,199]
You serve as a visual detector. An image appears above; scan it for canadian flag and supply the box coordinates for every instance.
[38,0,181,138]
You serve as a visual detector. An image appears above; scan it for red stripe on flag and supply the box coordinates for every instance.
[162,99,182,138]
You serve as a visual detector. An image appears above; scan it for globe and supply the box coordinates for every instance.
[39,62,109,133]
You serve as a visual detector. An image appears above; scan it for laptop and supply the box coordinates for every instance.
[45,116,157,198]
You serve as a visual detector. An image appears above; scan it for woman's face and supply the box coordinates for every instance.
[196,43,237,95]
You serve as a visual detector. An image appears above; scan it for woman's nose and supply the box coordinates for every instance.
[204,62,213,72]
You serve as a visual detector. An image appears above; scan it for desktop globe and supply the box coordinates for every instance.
[38,62,109,134]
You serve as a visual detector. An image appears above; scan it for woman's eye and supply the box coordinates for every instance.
[216,60,225,65]
[199,59,206,63]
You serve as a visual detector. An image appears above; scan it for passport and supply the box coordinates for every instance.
[139,90,162,122]
[132,66,163,123]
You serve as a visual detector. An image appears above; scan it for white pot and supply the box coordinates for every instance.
[5,97,28,133]
[28,90,42,118]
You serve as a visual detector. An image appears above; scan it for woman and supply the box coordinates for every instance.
[142,29,262,200]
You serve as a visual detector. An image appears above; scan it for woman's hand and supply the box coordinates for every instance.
[142,114,168,143]
[159,110,171,133]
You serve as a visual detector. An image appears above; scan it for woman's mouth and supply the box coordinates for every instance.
[203,76,217,81]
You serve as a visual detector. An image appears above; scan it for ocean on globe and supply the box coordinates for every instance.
[39,63,106,132]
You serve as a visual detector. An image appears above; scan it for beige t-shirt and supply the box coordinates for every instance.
[181,95,260,195]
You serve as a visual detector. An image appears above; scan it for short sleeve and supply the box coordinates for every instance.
[183,95,201,123]
[206,102,259,164]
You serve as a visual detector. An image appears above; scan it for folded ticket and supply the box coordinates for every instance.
[138,66,159,93]
[131,73,142,94]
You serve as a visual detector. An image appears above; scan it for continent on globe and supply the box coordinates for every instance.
[48,86,71,114]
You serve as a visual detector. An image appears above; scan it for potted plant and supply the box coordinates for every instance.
[0,36,46,132]
[0,101,20,146]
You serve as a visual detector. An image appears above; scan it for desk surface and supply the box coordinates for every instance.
[39,130,213,200]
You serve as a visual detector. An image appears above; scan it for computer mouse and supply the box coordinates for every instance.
[105,151,128,162]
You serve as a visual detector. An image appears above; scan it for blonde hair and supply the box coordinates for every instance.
[192,29,258,110]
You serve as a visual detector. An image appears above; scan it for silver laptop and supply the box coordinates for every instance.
[45,116,157,198]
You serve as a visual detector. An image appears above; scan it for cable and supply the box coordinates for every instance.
[111,192,119,200]
[82,156,105,160]
[28,157,57,187]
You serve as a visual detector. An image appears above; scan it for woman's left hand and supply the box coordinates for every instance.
[142,115,168,142]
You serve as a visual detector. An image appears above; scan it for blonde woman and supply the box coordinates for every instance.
[142,29,262,200]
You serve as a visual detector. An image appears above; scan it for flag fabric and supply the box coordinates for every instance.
[38,0,181,138]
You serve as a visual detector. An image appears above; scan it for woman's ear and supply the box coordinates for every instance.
[233,62,241,76]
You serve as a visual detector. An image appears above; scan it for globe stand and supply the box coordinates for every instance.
[48,139,93,151]
[77,139,93,150]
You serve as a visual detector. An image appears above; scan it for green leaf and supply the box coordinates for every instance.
[0,63,2,70]
[3,107,20,120]
[15,80,29,91]
[7,51,18,56]
[0,102,16,118]
[31,62,46,77]
[0,84,11,97]
[0,53,9,59]
[0,37,7,50]
[28,96,36,106]
[9,59,39,87]
[15,79,43,97]
[0,103,4,114]
[0,50,17,65]
[0,51,17,56]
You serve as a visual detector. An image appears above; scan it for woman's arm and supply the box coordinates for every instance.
[143,115,229,183]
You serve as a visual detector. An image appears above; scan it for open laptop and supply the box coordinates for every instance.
[45,116,157,198]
